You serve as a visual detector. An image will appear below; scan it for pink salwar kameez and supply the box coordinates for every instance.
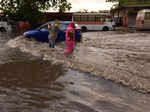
[64,22,75,54]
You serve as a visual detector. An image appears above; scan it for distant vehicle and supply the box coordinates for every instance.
[0,14,12,32]
[23,21,82,43]
[136,9,150,30]
[72,13,115,32]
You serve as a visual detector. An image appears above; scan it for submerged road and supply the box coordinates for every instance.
[0,31,150,112]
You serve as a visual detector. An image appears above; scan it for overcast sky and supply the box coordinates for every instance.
[68,0,115,12]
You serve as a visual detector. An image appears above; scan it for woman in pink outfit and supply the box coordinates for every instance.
[64,22,76,54]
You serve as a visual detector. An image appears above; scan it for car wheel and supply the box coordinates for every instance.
[25,35,36,41]
[26,35,32,38]
[0,27,6,32]
[81,26,87,32]
[103,26,109,31]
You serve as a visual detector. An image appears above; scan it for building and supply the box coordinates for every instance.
[44,12,73,22]
[117,0,150,27]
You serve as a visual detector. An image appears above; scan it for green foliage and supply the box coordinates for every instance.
[75,9,88,13]
[53,0,72,13]
[106,0,125,6]
[106,0,118,2]
[0,0,71,23]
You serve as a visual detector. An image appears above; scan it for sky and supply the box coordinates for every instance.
[68,0,115,12]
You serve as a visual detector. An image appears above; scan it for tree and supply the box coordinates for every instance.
[0,0,71,23]
[106,0,119,2]
[76,9,89,13]
[106,0,125,7]
[53,0,72,13]
[106,0,123,3]
[106,0,124,18]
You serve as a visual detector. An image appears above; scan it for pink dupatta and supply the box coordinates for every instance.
[64,22,75,54]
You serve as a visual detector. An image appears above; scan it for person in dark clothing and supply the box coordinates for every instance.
[48,21,59,48]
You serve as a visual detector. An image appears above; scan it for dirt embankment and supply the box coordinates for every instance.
[7,31,150,93]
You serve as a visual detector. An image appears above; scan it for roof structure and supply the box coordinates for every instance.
[122,0,150,7]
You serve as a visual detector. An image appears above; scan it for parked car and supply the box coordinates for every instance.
[23,21,82,43]
[136,9,150,30]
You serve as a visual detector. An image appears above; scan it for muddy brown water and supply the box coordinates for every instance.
[1,32,150,112]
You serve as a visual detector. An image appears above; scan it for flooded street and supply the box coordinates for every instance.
[1,31,150,111]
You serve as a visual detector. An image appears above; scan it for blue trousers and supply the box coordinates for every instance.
[49,38,55,48]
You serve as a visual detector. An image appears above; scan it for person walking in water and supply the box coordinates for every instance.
[48,21,59,48]
[64,22,76,54]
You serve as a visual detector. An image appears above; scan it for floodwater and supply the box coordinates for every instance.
[1,32,150,112]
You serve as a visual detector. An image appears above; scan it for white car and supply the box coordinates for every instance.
[0,15,12,32]
[136,9,150,30]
